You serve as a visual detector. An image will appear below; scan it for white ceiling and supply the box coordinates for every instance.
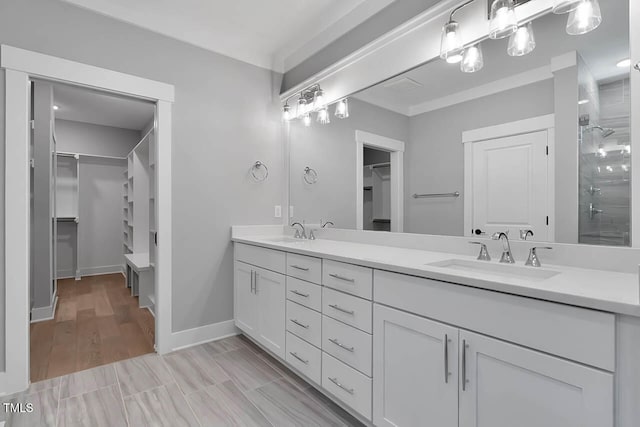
[53,83,155,130]
[356,0,629,116]
[60,0,395,72]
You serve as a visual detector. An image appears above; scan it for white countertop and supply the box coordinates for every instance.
[232,235,640,316]
[124,252,150,271]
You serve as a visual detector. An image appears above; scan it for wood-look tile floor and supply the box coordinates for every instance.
[30,273,155,383]
[3,335,364,427]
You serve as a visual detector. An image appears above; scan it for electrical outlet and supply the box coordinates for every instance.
[274,205,282,218]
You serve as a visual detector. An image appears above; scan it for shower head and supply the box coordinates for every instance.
[587,125,615,138]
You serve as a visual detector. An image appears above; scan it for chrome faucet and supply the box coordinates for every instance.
[321,220,334,228]
[491,231,515,264]
[525,247,553,267]
[519,229,534,240]
[291,222,307,239]
[469,242,491,261]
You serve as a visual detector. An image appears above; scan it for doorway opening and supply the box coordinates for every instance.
[29,80,157,381]
[363,147,391,231]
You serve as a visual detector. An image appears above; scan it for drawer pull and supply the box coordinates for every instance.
[328,377,354,395]
[329,273,355,283]
[290,265,310,271]
[328,338,354,352]
[289,352,309,365]
[328,304,355,315]
[290,289,310,298]
[289,319,310,329]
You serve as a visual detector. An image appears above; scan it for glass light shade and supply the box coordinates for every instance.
[317,107,330,124]
[552,0,581,14]
[314,89,325,109]
[282,104,292,121]
[566,0,601,35]
[461,44,484,73]
[335,99,349,119]
[489,0,518,39]
[507,23,536,57]
[303,113,312,127]
[297,97,307,118]
[440,21,463,64]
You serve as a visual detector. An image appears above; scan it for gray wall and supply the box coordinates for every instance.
[282,0,442,91]
[290,98,408,228]
[0,0,284,371]
[55,119,141,158]
[405,79,555,235]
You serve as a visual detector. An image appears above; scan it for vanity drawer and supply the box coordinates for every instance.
[374,270,616,371]
[235,243,285,274]
[286,253,322,284]
[286,276,321,312]
[322,352,372,420]
[322,287,372,334]
[286,332,321,385]
[323,260,373,300]
[322,315,372,377]
[286,300,321,348]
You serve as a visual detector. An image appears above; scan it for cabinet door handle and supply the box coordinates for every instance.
[290,290,310,298]
[443,334,449,384]
[329,273,355,283]
[289,352,309,365]
[290,265,310,271]
[254,272,259,293]
[250,271,255,293]
[328,377,354,395]
[289,319,309,329]
[328,338,354,352]
[328,304,355,315]
[462,339,469,391]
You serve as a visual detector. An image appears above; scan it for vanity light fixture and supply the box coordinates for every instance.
[566,0,601,35]
[489,0,518,39]
[317,106,330,124]
[507,22,536,56]
[616,58,631,68]
[440,0,475,64]
[282,103,292,121]
[297,96,308,118]
[461,44,484,72]
[303,112,312,127]
[335,98,349,119]
[314,89,325,109]
[552,0,581,14]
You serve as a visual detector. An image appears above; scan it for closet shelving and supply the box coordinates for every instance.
[123,127,156,315]
[55,153,81,279]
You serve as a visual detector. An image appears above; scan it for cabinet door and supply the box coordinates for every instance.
[234,261,257,336]
[373,304,459,427]
[459,330,613,427]
[255,266,286,359]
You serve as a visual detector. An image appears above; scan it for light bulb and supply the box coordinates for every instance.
[440,21,463,64]
[566,0,601,35]
[297,97,307,118]
[317,107,330,124]
[53,105,59,111]
[489,0,518,39]
[552,0,582,14]
[282,104,292,121]
[335,99,349,119]
[314,89,325,109]
[507,23,536,57]
[303,113,311,127]
[461,44,484,73]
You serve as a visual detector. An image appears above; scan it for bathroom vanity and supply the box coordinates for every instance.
[232,227,640,427]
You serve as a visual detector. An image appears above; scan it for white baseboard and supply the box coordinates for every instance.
[30,295,58,323]
[56,269,74,280]
[170,319,239,352]
[79,265,124,277]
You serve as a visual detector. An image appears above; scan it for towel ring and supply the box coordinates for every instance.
[303,167,318,184]
[250,161,269,182]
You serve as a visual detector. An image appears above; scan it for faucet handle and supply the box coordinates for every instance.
[469,242,491,261]
[525,246,552,267]
[519,229,534,240]
[293,229,302,239]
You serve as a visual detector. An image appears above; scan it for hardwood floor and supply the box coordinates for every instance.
[30,273,155,382]
[5,335,364,426]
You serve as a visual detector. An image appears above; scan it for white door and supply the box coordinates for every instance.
[373,304,459,427]
[234,261,257,336]
[255,266,286,359]
[459,330,613,427]
[471,130,549,240]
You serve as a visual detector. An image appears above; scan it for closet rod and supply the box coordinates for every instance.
[127,127,154,157]
[56,151,126,160]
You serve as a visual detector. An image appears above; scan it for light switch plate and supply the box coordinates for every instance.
[274,205,282,218]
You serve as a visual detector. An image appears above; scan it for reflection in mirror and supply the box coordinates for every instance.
[288,0,630,246]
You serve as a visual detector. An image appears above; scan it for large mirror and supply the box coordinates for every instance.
[288,0,631,246]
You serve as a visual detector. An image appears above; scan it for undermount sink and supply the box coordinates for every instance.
[427,259,560,282]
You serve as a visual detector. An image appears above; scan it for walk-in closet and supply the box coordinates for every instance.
[29,80,158,381]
